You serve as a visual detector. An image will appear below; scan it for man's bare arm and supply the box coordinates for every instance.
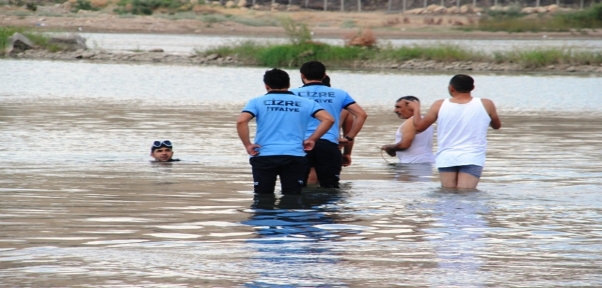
[236,112,261,156]
[482,99,502,129]
[343,103,368,139]
[408,100,442,133]
[381,120,416,156]
[340,110,355,166]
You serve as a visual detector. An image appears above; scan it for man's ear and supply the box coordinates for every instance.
[265,84,270,91]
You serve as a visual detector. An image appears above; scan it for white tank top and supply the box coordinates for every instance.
[395,118,435,164]
[436,98,491,168]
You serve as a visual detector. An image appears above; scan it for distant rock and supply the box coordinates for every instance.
[48,33,87,51]
[5,32,36,54]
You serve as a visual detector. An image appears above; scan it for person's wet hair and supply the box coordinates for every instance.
[300,61,326,81]
[263,68,290,89]
[449,74,474,93]
[397,95,420,102]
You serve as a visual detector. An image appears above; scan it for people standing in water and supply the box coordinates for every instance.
[306,75,356,185]
[407,74,502,189]
[380,96,435,164]
[236,68,334,195]
[291,61,368,188]
[150,140,180,162]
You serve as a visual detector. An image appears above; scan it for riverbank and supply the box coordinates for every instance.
[8,47,602,74]
[2,5,602,74]
[3,5,602,40]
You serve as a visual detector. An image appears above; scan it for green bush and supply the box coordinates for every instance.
[473,3,602,32]
[25,2,37,11]
[72,0,98,12]
[486,5,524,18]
[556,3,602,28]
[115,0,190,15]
[280,17,312,45]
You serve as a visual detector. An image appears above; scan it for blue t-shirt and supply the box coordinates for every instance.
[290,83,356,144]
[242,91,324,157]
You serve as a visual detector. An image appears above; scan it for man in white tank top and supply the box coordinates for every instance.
[381,96,435,164]
[407,74,502,189]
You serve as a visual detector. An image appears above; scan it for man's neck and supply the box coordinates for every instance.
[303,80,322,84]
[450,93,473,103]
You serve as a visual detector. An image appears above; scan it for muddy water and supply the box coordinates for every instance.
[1,59,602,287]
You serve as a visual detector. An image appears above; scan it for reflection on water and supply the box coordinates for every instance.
[424,191,491,287]
[243,191,347,287]
[390,163,435,182]
[1,59,602,286]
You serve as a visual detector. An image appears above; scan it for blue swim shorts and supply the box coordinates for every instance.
[438,165,483,178]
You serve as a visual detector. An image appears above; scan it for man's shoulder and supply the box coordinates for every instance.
[291,86,349,93]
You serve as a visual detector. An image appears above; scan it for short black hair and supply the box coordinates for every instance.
[300,61,326,81]
[396,95,420,102]
[322,75,331,87]
[263,68,290,89]
[449,74,474,93]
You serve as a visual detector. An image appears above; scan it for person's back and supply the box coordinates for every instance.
[289,61,367,188]
[408,74,501,189]
[291,84,354,143]
[236,68,334,195]
[247,92,320,156]
[436,97,491,168]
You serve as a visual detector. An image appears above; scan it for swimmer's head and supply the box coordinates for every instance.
[151,140,174,162]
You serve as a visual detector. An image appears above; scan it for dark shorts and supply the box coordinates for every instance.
[438,165,483,178]
[250,156,308,195]
[305,139,342,188]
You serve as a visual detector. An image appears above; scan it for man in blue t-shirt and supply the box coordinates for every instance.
[290,61,368,188]
[236,68,334,195]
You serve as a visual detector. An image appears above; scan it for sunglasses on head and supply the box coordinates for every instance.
[152,140,172,148]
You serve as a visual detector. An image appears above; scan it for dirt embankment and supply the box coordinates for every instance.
[3,4,601,39]
[2,5,602,74]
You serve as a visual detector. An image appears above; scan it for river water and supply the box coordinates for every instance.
[1,59,602,287]
[78,32,602,54]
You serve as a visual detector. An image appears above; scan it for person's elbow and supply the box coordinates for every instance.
[323,115,335,128]
[236,120,246,127]
[356,110,368,121]
[414,124,427,133]
[491,120,502,130]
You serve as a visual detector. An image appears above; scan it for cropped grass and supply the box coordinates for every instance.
[498,48,602,68]
[471,3,602,32]
[196,40,602,69]
[230,16,279,27]
[556,3,602,28]
[376,44,485,62]
[474,17,571,33]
